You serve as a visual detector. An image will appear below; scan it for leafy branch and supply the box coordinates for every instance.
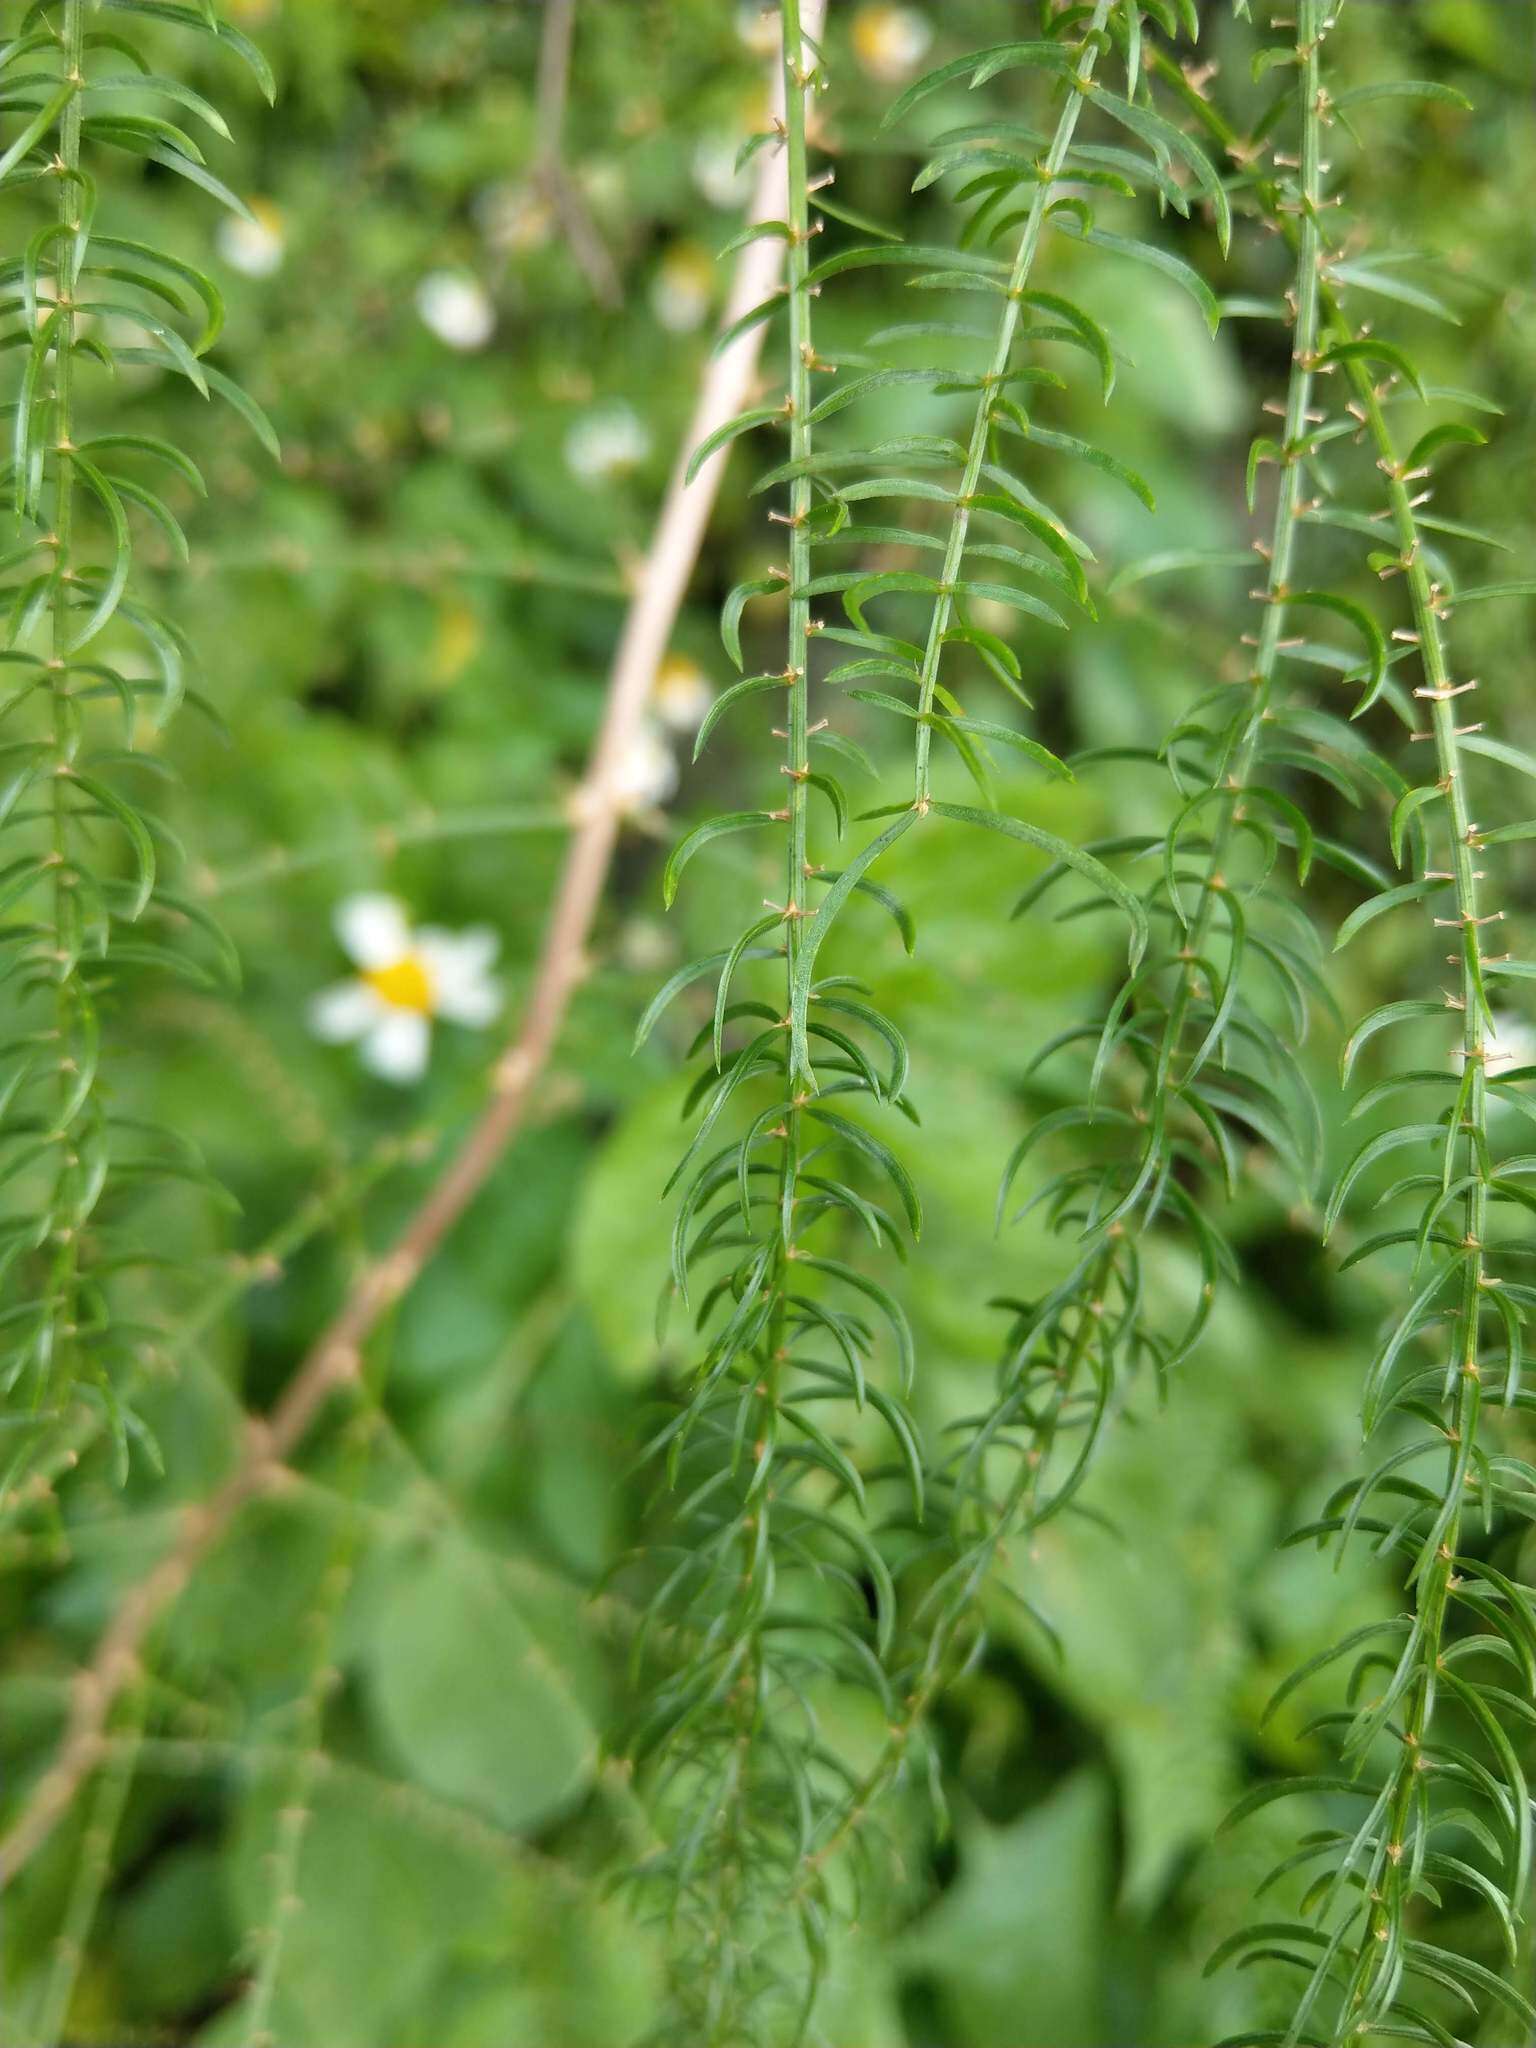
[0,0,275,1494]
[1183,15,1536,2043]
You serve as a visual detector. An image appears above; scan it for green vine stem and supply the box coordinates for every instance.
[908,0,1114,810]
[43,0,89,1435]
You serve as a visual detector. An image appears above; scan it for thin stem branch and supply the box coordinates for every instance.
[911,0,1112,806]
[533,0,622,310]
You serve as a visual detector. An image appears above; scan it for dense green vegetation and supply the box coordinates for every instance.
[1,3,1534,2044]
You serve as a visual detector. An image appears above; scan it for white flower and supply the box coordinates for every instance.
[309,893,502,1085]
[649,243,715,334]
[652,653,713,734]
[735,3,779,58]
[692,132,752,211]
[217,200,285,278]
[851,4,933,82]
[564,402,651,482]
[415,271,496,352]
[613,721,679,814]
[1486,1012,1536,1078]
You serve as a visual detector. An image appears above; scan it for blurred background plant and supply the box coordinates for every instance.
[0,2,1532,2044]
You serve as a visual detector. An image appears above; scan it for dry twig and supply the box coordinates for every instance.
[533,0,623,309]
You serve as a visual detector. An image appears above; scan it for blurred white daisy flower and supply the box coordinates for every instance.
[415,270,496,352]
[217,199,286,278]
[1485,1012,1536,1078]
[649,243,715,334]
[692,132,753,210]
[309,893,502,1085]
[614,721,679,813]
[652,653,713,733]
[735,4,779,58]
[564,402,651,482]
[851,4,933,82]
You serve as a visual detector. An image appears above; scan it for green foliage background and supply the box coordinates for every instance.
[1,2,1533,2042]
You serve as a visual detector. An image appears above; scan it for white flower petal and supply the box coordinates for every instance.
[217,208,285,279]
[362,1009,431,1084]
[418,924,500,979]
[416,271,496,352]
[612,722,679,814]
[652,655,713,733]
[735,3,779,57]
[335,892,411,970]
[435,973,503,1029]
[564,404,651,483]
[308,980,386,1045]
[691,133,751,211]
[417,928,503,1028]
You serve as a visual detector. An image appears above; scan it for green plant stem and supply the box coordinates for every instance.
[1321,338,1491,2041]
[1170,30,1507,2036]
[173,542,627,599]
[974,7,1326,1666]
[43,0,87,1411]
[1165,0,1322,1059]
[29,1683,144,2048]
[755,0,814,1657]
[238,1429,364,2047]
[910,0,1112,807]
[794,1242,1113,1893]
[199,804,567,897]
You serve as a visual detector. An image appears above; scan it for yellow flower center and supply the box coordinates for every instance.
[364,954,434,1014]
